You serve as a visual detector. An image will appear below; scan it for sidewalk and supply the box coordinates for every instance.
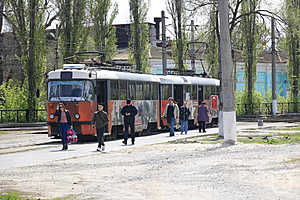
[0,121,298,170]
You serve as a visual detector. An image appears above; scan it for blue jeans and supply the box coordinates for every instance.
[170,117,175,136]
[59,123,70,146]
[180,120,188,134]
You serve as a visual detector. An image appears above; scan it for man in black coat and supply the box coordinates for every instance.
[121,99,138,145]
[92,104,109,152]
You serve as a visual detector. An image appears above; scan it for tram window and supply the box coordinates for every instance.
[136,82,143,100]
[152,83,159,100]
[162,85,172,100]
[192,85,197,100]
[119,80,127,100]
[205,86,218,99]
[185,85,192,100]
[110,80,119,100]
[128,81,136,100]
[84,81,95,101]
[144,82,151,100]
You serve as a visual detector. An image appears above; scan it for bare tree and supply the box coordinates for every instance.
[218,0,236,144]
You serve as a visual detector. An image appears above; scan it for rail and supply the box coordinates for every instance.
[0,109,47,123]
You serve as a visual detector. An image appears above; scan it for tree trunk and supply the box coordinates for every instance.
[28,0,36,121]
[0,0,3,33]
[176,0,184,70]
[64,0,72,59]
[218,0,236,144]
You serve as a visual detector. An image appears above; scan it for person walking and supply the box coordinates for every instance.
[197,101,209,133]
[92,104,109,152]
[54,103,72,150]
[121,99,138,145]
[179,101,190,135]
[163,97,179,137]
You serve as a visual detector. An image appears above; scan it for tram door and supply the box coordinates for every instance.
[96,80,108,111]
[174,85,183,107]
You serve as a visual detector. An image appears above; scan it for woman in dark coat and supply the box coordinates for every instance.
[197,101,209,133]
[54,103,72,150]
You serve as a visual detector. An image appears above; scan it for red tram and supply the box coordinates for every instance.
[47,63,220,139]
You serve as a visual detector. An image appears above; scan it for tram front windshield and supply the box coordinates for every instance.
[48,80,95,101]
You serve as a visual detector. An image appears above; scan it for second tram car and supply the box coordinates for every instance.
[47,63,220,139]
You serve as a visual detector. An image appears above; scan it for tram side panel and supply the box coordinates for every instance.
[108,100,160,136]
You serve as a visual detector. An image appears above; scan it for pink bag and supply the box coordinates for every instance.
[67,129,78,144]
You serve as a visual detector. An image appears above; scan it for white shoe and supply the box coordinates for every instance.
[97,147,102,152]
[101,146,105,152]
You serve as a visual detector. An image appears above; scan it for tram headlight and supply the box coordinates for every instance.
[75,113,80,119]
[49,114,54,119]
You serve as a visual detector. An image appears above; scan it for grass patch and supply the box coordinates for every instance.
[238,132,300,145]
[0,192,30,200]
[0,131,10,135]
[169,132,300,145]
[0,192,69,200]
[169,134,224,144]
[283,158,300,164]
[266,126,300,131]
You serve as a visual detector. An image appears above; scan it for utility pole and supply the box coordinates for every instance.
[162,10,167,75]
[191,20,195,73]
[271,17,277,116]
[55,24,59,70]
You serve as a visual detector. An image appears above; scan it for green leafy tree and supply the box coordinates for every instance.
[56,0,90,61]
[129,0,150,72]
[2,0,47,121]
[90,0,118,62]
[167,0,187,71]
[285,0,300,112]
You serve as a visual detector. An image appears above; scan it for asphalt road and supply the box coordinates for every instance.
[0,121,297,170]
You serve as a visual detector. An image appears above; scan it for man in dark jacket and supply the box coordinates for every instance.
[121,99,138,145]
[54,103,72,150]
[92,104,109,152]
[179,101,190,134]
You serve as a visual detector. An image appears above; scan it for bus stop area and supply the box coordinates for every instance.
[0,121,300,200]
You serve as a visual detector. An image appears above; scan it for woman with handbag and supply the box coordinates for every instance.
[54,103,72,150]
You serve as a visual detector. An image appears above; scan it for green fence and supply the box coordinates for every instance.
[236,102,300,116]
[0,109,47,123]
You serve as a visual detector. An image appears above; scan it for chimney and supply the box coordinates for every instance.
[154,17,162,40]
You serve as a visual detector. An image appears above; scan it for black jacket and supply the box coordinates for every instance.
[121,105,137,123]
[179,106,190,121]
[92,110,109,129]
[54,109,72,125]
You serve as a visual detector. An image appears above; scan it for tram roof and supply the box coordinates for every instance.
[95,70,161,83]
[158,75,220,86]
[48,68,220,86]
